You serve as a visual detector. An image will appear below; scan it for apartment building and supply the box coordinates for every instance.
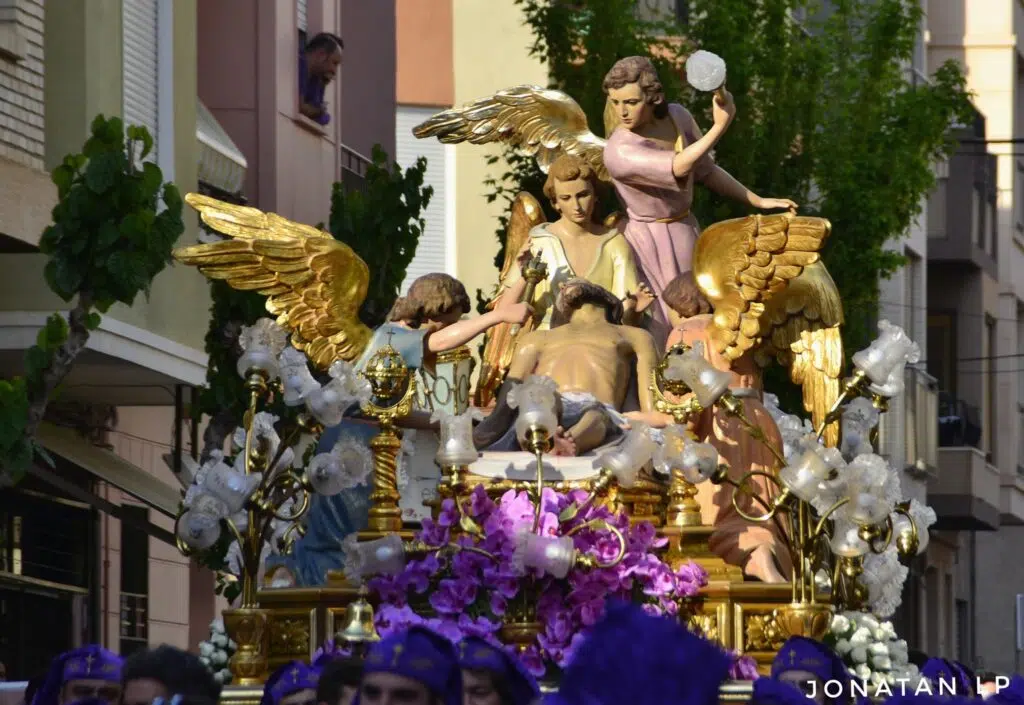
[927,0,1024,673]
[0,0,233,677]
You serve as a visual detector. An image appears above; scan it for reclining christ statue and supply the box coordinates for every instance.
[474,278,660,456]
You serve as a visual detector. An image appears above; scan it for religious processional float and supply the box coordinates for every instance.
[168,50,933,702]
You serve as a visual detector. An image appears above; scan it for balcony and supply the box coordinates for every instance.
[340,144,371,195]
[927,446,1001,531]
[938,393,982,449]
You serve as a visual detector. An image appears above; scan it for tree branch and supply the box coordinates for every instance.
[24,291,94,439]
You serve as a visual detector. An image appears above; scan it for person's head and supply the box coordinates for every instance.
[921,658,973,697]
[31,646,123,705]
[771,637,848,705]
[661,271,711,328]
[555,279,623,325]
[305,33,344,83]
[387,274,472,329]
[358,626,462,705]
[602,56,667,131]
[261,661,320,705]
[457,638,538,705]
[120,646,220,705]
[555,602,730,705]
[317,658,363,705]
[977,672,1000,700]
[542,155,600,226]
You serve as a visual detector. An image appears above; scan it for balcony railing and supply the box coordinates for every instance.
[906,367,939,473]
[340,144,371,196]
[938,391,982,449]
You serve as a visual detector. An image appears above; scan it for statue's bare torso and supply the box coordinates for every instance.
[525,321,636,408]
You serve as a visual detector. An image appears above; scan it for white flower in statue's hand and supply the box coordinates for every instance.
[218,669,233,685]
[831,614,852,634]
[199,642,214,657]
[855,664,872,681]
[211,633,228,648]
[211,650,228,666]
[209,618,224,633]
[228,639,237,650]
[870,670,887,687]
[850,646,868,664]
[834,639,853,655]
[879,621,897,640]
[200,655,211,667]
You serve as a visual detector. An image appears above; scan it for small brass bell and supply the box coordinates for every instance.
[336,586,380,653]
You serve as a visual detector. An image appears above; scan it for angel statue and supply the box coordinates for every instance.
[173,194,531,586]
[477,153,656,406]
[413,55,796,345]
[656,213,842,582]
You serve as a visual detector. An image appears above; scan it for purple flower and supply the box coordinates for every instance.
[729,652,760,681]
[375,603,424,636]
[519,646,547,677]
[467,485,494,518]
[419,516,450,547]
[457,612,500,637]
[675,561,709,592]
[437,499,459,528]
[490,593,508,616]
[424,617,466,643]
[429,578,477,615]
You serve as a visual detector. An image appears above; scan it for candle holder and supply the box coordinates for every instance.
[359,340,418,537]
[507,376,559,532]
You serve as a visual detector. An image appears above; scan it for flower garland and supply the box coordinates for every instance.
[362,484,719,677]
[825,612,923,690]
[198,619,236,685]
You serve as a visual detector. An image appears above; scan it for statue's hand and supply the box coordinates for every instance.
[632,284,656,314]
[516,242,535,273]
[501,301,533,325]
[712,89,736,128]
[755,197,798,212]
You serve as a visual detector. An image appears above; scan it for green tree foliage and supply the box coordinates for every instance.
[485,0,972,363]
[329,145,433,327]
[0,115,184,483]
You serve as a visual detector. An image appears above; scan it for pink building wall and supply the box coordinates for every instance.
[196,0,397,225]
[104,406,219,654]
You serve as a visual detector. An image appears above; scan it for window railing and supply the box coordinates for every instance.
[938,391,982,449]
[119,592,148,642]
[340,144,371,195]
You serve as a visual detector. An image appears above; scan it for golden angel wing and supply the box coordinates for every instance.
[755,262,845,447]
[693,213,833,362]
[474,192,547,407]
[413,85,609,181]
[174,193,373,369]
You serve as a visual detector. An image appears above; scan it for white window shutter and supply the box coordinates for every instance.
[297,0,308,32]
[122,0,159,157]
[395,105,450,292]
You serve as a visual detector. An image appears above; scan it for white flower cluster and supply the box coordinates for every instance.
[827,612,923,690]
[198,618,236,686]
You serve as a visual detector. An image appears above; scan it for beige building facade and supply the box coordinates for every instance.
[927,0,1024,674]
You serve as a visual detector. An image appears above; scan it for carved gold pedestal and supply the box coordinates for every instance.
[691,581,797,675]
[222,608,271,686]
[662,525,744,582]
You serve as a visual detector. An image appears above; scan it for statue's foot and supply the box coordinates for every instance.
[744,546,787,584]
[552,429,578,456]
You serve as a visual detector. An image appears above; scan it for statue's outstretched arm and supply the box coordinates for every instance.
[425,304,530,354]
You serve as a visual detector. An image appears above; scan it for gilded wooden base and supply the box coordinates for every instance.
[661,524,744,582]
[691,581,797,675]
[222,607,271,686]
[256,582,368,672]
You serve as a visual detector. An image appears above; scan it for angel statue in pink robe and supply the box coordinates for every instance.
[412,55,796,343]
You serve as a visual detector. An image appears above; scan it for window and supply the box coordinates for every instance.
[122,0,159,159]
[119,505,149,656]
[927,312,956,396]
[928,176,947,238]
[956,599,969,662]
[297,0,308,47]
[986,315,997,460]
[975,187,987,250]
[1017,162,1024,232]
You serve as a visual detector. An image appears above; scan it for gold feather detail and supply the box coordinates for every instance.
[174,193,373,371]
[413,85,608,181]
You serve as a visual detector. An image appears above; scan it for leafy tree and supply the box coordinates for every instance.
[0,115,184,484]
[329,145,433,327]
[484,0,972,369]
